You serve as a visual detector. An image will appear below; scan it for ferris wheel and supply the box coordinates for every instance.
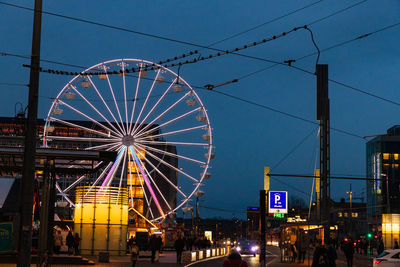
[43,58,214,222]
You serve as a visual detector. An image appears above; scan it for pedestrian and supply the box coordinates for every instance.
[129,239,139,267]
[73,233,80,255]
[54,230,63,254]
[378,239,384,255]
[343,238,354,267]
[149,234,158,263]
[326,240,337,267]
[174,235,185,264]
[312,240,328,267]
[222,249,248,267]
[66,231,74,255]
[394,240,399,249]
[156,234,162,262]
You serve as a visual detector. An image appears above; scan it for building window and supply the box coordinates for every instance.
[352,212,358,218]
[395,154,399,161]
[344,212,348,217]
[338,212,342,217]
[383,153,390,160]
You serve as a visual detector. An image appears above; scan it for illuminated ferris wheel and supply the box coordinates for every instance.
[43,58,214,222]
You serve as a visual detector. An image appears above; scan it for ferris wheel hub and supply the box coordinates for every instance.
[122,135,135,146]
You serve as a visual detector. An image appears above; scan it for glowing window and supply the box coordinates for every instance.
[395,154,399,161]
[344,213,348,217]
[338,212,342,217]
[383,153,390,160]
[352,213,358,218]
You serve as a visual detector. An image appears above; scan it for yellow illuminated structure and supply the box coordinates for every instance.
[382,214,400,249]
[74,186,128,255]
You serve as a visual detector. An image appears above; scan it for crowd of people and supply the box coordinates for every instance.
[53,230,80,255]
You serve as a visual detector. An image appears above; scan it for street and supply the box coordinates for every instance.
[192,246,374,267]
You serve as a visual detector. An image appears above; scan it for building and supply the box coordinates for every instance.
[366,126,400,229]
[0,116,177,231]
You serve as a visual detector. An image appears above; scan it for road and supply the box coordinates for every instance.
[191,246,374,267]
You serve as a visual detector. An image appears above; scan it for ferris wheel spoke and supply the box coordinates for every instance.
[85,76,126,135]
[138,140,208,147]
[83,161,114,199]
[133,91,190,137]
[134,107,201,139]
[131,69,161,135]
[58,100,123,138]
[106,143,123,151]
[128,153,159,219]
[128,145,165,218]
[136,143,205,165]
[47,136,119,143]
[132,78,177,136]
[133,146,187,199]
[131,149,172,211]
[48,117,118,139]
[102,65,127,135]
[116,150,128,203]
[85,141,122,151]
[63,175,86,193]
[101,146,126,187]
[139,147,199,183]
[132,161,155,220]
[56,183,75,206]
[137,124,207,140]
[69,85,123,136]
[127,63,143,135]
[121,62,130,132]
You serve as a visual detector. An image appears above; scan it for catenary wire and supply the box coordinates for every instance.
[204,0,325,48]
[271,127,319,171]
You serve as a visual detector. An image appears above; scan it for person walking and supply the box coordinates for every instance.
[312,241,328,267]
[66,231,74,255]
[129,239,139,267]
[394,240,399,249]
[155,234,162,262]
[73,233,80,255]
[149,234,158,263]
[174,235,185,264]
[327,240,337,267]
[54,230,63,254]
[378,239,385,255]
[222,249,248,267]
[343,239,354,267]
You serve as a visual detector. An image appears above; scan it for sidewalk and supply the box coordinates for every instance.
[268,250,372,267]
[0,251,183,267]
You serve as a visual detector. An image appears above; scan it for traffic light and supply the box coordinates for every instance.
[367,233,372,239]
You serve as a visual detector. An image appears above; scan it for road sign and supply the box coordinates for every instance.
[273,213,285,219]
[268,191,288,214]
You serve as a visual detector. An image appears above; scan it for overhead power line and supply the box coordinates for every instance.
[205,0,325,48]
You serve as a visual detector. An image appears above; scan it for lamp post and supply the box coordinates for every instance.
[194,190,204,237]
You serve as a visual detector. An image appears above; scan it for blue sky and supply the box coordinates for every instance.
[1,0,400,218]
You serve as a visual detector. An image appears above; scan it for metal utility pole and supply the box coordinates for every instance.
[259,190,266,266]
[18,0,43,266]
[316,64,330,242]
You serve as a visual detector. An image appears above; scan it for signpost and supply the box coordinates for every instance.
[268,191,288,214]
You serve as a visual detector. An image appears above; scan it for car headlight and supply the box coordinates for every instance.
[251,246,259,252]
[236,246,241,251]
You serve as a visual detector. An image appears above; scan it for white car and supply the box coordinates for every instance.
[373,249,400,266]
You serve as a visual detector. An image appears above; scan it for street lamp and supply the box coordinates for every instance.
[194,190,204,237]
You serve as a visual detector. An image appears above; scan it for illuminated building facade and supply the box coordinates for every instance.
[367,126,400,231]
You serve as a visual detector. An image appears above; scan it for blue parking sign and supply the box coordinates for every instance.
[268,191,288,214]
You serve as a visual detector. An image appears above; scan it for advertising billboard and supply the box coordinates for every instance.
[268,191,288,214]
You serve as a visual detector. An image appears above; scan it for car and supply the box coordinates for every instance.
[234,239,259,257]
[373,249,400,266]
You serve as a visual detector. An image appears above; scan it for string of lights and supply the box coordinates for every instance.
[21,25,308,76]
